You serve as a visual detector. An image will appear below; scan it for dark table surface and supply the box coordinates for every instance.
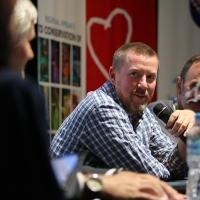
[166,179,187,194]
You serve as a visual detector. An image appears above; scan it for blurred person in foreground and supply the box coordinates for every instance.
[0,0,186,199]
[0,0,64,199]
[148,54,200,143]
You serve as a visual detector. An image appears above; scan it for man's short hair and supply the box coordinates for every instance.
[180,54,200,83]
[112,42,158,71]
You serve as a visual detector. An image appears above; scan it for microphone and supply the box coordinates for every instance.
[153,103,186,144]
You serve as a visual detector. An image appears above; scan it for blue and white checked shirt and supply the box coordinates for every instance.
[49,81,188,180]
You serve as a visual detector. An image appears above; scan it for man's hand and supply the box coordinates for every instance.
[166,109,195,137]
[100,171,186,200]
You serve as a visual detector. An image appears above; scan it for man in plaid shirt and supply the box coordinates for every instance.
[50,42,193,180]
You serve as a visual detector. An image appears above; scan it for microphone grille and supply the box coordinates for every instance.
[153,103,166,116]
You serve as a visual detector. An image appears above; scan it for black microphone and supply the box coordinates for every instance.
[153,103,186,144]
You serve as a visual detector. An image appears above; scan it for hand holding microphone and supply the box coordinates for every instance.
[153,103,195,144]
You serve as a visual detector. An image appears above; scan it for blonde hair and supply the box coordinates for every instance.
[11,0,37,46]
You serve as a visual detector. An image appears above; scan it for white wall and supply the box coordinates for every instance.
[157,0,200,99]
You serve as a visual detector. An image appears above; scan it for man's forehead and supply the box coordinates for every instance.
[127,52,159,69]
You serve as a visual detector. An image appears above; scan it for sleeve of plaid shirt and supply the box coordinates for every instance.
[83,104,187,180]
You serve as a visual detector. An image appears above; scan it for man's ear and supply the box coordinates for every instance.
[176,76,182,94]
[109,66,116,85]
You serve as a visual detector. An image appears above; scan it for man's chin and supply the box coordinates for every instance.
[129,104,147,114]
[133,98,148,109]
[137,104,147,112]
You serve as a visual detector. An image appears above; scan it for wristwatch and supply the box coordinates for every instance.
[83,173,103,199]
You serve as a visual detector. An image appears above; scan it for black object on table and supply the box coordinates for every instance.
[166,179,187,194]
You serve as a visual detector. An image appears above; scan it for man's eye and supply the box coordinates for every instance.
[190,83,197,89]
[131,72,139,76]
[148,75,156,80]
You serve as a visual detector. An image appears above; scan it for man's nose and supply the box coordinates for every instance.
[138,77,148,89]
